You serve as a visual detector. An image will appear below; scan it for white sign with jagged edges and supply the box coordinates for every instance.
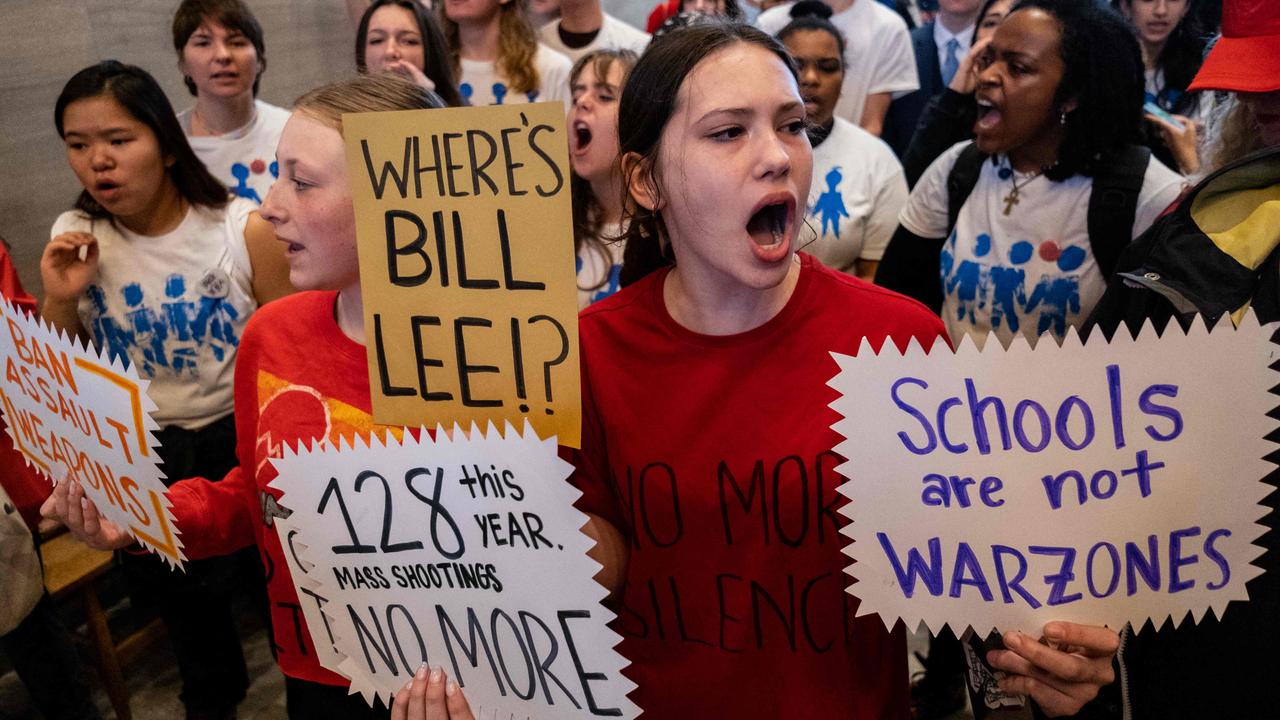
[829,314,1275,636]
[270,422,638,718]
[0,300,181,566]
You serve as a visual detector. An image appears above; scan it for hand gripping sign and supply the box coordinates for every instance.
[829,315,1274,636]
[270,422,637,718]
[0,301,180,566]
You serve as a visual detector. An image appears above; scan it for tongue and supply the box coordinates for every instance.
[747,207,786,247]
[978,108,1003,130]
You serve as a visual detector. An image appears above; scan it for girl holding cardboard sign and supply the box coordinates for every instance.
[42,59,293,720]
[570,19,1121,718]
[43,73,474,720]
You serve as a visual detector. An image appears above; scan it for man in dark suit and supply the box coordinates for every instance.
[882,0,982,156]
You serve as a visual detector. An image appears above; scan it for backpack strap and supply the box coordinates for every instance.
[1087,144,1151,278]
[945,142,989,240]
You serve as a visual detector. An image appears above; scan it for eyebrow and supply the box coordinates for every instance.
[63,126,135,138]
[698,100,804,122]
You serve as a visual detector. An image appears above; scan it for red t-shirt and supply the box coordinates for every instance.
[169,290,393,686]
[571,254,945,718]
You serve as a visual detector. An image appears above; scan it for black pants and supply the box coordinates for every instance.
[1,590,103,720]
[119,414,266,718]
[285,677,392,720]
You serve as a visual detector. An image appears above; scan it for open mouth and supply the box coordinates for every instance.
[746,198,792,250]
[975,97,1002,132]
[572,121,593,153]
[211,71,240,81]
[94,180,122,199]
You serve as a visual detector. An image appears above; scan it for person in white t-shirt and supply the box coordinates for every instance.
[756,0,918,135]
[539,0,650,64]
[441,0,572,108]
[43,61,293,720]
[881,0,1184,350]
[568,49,639,308]
[172,0,290,205]
[356,0,465,107]
[778,3,908,279]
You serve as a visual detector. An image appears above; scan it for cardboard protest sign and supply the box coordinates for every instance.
[0,301,180,566]
[830,316,1274,635]
[270,422,637,717]
[344,104,581,447]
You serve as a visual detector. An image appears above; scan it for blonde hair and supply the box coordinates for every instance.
[292,73,442,135]
[442,0,540,95]
[1205,95,1267,176]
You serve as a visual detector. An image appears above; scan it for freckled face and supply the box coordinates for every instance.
[260,113,360,293]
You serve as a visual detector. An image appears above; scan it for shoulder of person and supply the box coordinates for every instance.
[1137,154,1185,200]
[220,196,259,234]
[537,18,561,46]
[51,209,94,237]
[918,140,975,188]
[578,272,656,329]
[243,289,329,334]
[604,13,649,40]
[806,255,944,327]
[754,3,796,33]
[254,100,292,128]
[843,119,903,165]
[536,43,573,72]
[866,0,911,33]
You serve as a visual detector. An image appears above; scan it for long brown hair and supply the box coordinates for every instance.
[440,0,541,95]
[570,50,639,294]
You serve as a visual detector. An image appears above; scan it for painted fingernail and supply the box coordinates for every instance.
[80,497,89,509]
[446,681,458,697]
[416,663,428,680]
[429,666,442,684]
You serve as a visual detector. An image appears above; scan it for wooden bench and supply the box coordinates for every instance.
[41,532,165,720]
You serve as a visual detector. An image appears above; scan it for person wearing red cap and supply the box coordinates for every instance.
[1085,3,1280,717]
[1192,0,1280,173]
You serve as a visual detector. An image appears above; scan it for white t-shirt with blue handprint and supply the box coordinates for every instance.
[458,44,572,111]
[899,141,1183,348]
[52,199,258,429]
[576,221,626,310]
[179,100,289,205]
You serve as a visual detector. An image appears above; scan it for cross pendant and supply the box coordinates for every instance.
[1003,188,1019,215]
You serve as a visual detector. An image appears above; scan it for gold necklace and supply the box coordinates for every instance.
[999,165,1045,215]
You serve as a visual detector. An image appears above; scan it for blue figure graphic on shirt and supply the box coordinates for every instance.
[121,283,170,375]
[589,264,623,305]
[86,285,135,368]
[1025,245,1086,337]
[230,163,261,203]
[810,167,850,238]
[526,89,540,102]
[269,161,279,179]
[460,83,474,105]
[86,275,242,379]
[989,239,1033,333]
[492,83,508,105]
[946,231,990,322]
